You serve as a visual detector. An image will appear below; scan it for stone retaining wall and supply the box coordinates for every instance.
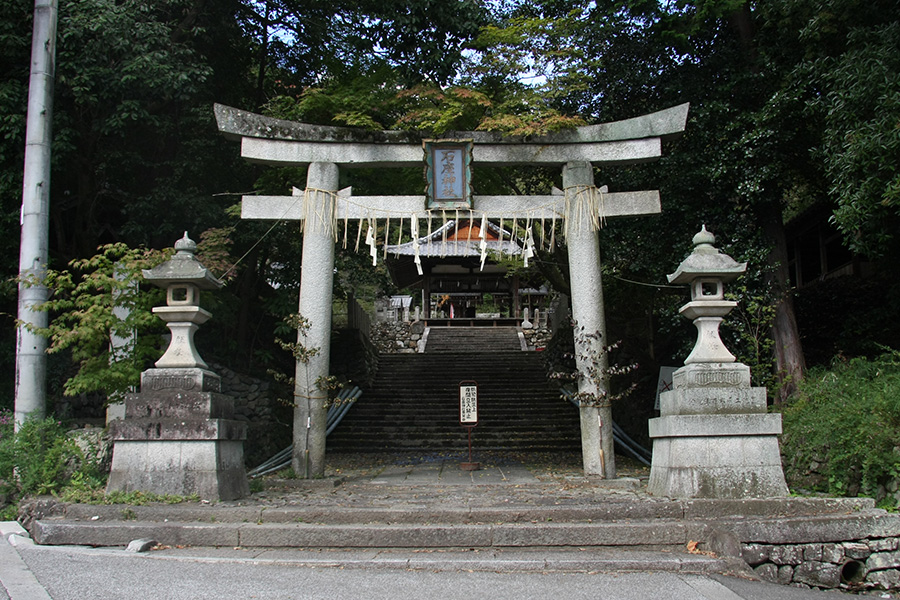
[370,321,424,353]
[209,363,289,467]
[790,455,900,508]
[744,538,900,591]
[372,321,555,353]
[522,325,552,350]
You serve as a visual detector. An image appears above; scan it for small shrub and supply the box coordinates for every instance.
[780,350,900,500]
[0,415,104,508]
[58,488,198,505]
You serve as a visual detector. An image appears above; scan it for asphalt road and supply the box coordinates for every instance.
[1,529,861,600]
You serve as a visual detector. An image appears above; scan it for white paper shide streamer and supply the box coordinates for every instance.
[478,214,488,271]
[366,219,377,266]
[523,227,535,267]
[411,215,423,275]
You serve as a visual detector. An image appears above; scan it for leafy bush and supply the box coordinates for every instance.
[0,414,104,512]
[26,243,169,400]
[780,350,900,500]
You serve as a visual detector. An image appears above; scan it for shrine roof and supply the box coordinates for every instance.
[386,219,523,257]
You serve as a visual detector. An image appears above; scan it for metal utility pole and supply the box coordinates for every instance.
[16,0,58,428]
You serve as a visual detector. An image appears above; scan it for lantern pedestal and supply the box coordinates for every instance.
[107,367,249,501]
[647,363,788,498]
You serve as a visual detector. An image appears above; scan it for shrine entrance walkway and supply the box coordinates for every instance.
[326,332,580,452]
[420,325,525,352]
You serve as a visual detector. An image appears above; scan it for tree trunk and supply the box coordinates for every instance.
[729,2,806,403]
[761,202,806,403]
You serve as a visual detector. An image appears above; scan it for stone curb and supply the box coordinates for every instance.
[32,520,700,549]
[31,511,900,552]
[43,495,874,526]
[171,549,730,575]
[0,522,53,600]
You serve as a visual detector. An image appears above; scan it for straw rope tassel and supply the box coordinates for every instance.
[394,217,403,258]
[540,215,546,250]
[598,186,607,229]
[303,188,338,238]
[441,210,447,259]
[342,211,349,249]
[550,213,557,250]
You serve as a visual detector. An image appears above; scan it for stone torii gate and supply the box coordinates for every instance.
[215,103,689,478]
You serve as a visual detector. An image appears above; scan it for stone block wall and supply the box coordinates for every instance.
[209,363,289,468]
[744,538,900,591]
[369,321,423,354]
[522,325,552,350]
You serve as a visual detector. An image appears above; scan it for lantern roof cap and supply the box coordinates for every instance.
[667,225,746,284]
[142,232,223,290]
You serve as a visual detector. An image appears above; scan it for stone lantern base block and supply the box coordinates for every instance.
[107,367,249,501]
[107,439,249,501]
[647,363,789,499]
[647,432,789,499]
[140,367,221,393]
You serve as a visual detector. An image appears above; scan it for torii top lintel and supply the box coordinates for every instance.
[214,103,689,168]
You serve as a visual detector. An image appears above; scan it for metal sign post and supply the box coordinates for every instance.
[459,381,480,471]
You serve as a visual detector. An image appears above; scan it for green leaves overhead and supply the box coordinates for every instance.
[815,22,900,257]
[238,0,488,86]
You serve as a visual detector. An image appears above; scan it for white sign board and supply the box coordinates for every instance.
[459,381,478,426]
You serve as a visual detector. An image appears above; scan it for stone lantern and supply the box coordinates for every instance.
[107,233,249,501]
[143,232,221,370]
[647,226,788,499]
[668,225,746,365]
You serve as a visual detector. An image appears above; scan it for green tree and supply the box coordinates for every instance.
[31,243,169,399]
[515,0,815,400]
[809,20,900,257]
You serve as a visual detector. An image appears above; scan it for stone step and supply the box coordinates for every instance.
[332,336,574,452]
[342,403,574,414]
[29,496,886,550]
[29,493,900,589]
[424,327,523,353]
[325,439,581,451]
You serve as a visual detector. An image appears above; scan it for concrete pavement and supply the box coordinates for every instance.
[1,528,855,600]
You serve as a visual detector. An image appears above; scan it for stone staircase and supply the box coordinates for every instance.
[423,326,524,352]
[327,328,579,452]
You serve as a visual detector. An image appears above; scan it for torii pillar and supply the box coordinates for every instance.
[563,162,615,478]
[293,163,337,477]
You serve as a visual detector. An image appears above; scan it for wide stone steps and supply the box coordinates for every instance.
[424,326,523,353]
[30,495,885,556]
[328,347,580,452]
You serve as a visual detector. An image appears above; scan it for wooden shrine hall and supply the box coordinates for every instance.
[384,218,549,322]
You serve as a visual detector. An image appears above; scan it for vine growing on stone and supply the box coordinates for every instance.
[547,321,637,408]
[270,313,349,409]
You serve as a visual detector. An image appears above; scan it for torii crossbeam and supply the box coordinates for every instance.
[216,103,689,479]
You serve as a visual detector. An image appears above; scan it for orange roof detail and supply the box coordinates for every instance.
[447,221,500,242]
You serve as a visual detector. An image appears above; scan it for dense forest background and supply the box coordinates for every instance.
[1,0,899,418]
